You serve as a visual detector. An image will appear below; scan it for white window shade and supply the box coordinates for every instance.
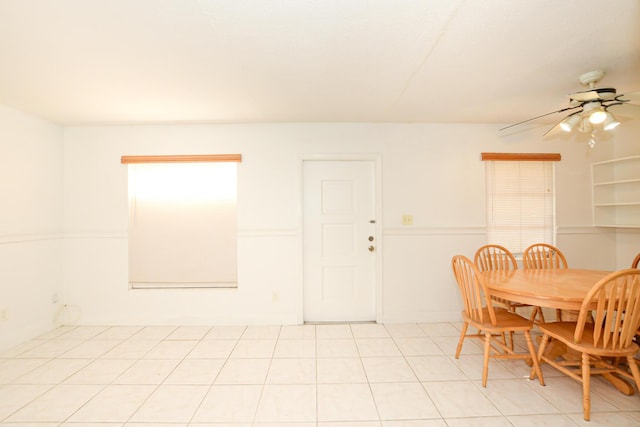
[125,159,239,288]
[485,160,555,254]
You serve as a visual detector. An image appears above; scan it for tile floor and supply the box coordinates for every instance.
[0,322,639,426]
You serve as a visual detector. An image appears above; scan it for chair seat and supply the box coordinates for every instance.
[539,321,640,358]
[463,307,534,332]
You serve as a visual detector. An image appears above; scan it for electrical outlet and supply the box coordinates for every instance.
[52,293,59,304]
[0,309,8,321]
[272,292,280,302]
[401,214,413,225]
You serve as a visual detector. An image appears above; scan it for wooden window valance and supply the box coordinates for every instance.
[481,153,561,162]
[121,154,242,164]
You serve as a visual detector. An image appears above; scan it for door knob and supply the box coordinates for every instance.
[368,245,375,252]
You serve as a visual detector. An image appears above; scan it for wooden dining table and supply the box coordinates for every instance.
[480,268,611,311]
[480,267,636,395]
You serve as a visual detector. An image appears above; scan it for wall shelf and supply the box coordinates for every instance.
[591,155,640,228]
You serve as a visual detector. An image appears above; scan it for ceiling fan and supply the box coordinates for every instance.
[500,70,640,146]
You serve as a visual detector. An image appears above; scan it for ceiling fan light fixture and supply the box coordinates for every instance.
[560,113,581,132]
[602,112,620,130]
[589,109,607,124]
[579,116,593,133]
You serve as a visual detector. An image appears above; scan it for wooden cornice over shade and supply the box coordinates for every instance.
[481,153,561,162]
[121,154,242,164]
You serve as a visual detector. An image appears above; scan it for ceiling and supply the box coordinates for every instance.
[0,0,639,126]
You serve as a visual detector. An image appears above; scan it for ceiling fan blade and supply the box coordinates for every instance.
[616,90,640,103]
[608,102,640,119]
[543,118,566,137]
[499,106,581,132]
[570,87,617,102]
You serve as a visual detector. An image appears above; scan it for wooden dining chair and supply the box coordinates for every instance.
[633,253,640,341]
[523,243,568,321]
[451,255,545,387]
[523,243,568,269]
[474,244,544,324]
[532,268,640,421]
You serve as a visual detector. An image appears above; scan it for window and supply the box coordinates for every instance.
[121,154,241,288]
[482,153,560,254]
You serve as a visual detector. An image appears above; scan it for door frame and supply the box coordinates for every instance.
[299,153,383,324]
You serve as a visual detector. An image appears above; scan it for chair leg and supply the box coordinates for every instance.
[582,352,591,421]
[627,355,640,392]
[532,333,550,380]
[524,331,544,386]
[455,322,468,359]
[482,331,491,387]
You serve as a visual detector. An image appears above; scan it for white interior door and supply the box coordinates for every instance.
[303,160,377,322]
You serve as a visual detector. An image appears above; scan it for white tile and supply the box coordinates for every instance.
[95,325,143,340]
[418,322,462,337]
[506,413,579,427]
[187,339,237,359]
[254,384,316,422]
[203,325,247,339]
[0,384,52,420]
[451,354,520,381]
[350,324,390,338]
[60,339,121,358]
[384,323,427,338]
[432,335,484,356]
[163,359,225,385]
[67,384,155,422]
[18,340,84,358]
[394,337,444,356]
[57,326,110,340]
[273,339,316,358]
[113,359,180,384]
[361,357,417,382]
[4,423,63,427]
[36,326,77,340]
[446,416,515,426]
[241,325,281,339]
[0,340,45,358]
[356,338,401,357]
[215,358,270,384]
[101,339,159,359]
[317,357,368,384]
[6,384,102,422]
[566,411,640,426]
[63,358,135,384]
[166,326,211,340]
[142,340,197,359]
[12,358,91,384]
[317,339,359,358]
[317,324,354,339]
[317,383,379,421]
[370,382,440,420]
[383,421,447,427]
[0,358,49,384]
[279,325,316,340]
[320,423,381,427]
[527,375,617,414]
[422,381,501,418]
[477,379,558,415]
[130,326,177,340]
[192,385,262,422]
[267,358,316,384]
[129,385,208,423]
[406,356,467,381]
[230,339,276,358]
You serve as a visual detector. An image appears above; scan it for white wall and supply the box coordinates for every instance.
[0,105,64,351]
[61,122,621,326]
